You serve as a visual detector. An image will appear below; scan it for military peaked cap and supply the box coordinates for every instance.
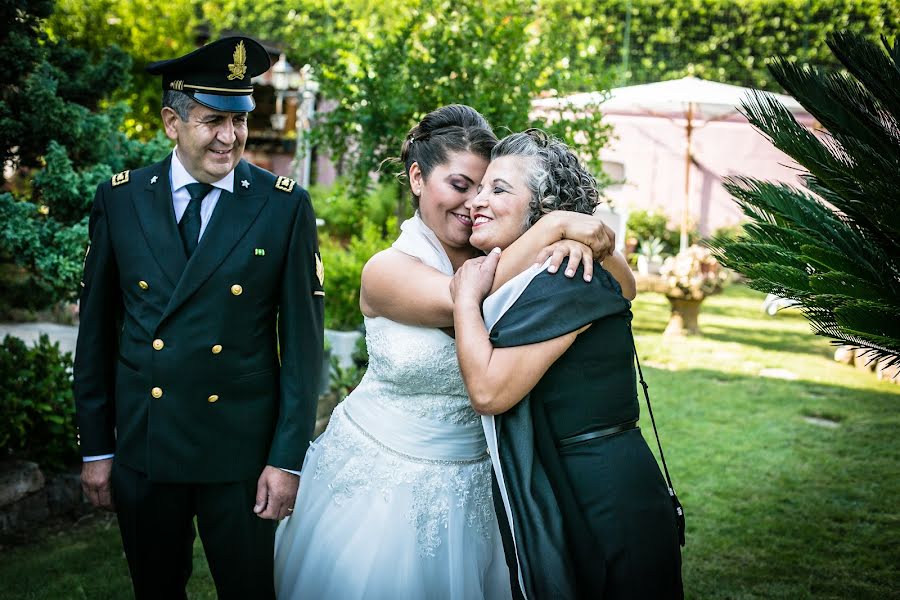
[146,36,271,112]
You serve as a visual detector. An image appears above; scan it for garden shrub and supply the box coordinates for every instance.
[626,209,697,256]
[320,217,395,331]
[309,179,411,242]
[541,0,898,92]
[0,334,79,470]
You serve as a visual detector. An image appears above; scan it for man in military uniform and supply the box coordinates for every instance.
[73,36,324,599]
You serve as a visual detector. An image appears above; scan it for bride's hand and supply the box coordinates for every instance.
[533,240,594,281]
[450,248,501,305]
[549,211,616,261]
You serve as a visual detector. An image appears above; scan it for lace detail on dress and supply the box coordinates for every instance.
[362,318,479,426]
[313,405,494,558]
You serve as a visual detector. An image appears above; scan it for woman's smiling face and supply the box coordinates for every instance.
[412,151,489,253]
[466,155,533,252]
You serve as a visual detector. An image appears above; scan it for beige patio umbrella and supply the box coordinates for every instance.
[533,76,808,251]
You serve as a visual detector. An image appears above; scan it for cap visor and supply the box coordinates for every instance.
[191,92,256,113]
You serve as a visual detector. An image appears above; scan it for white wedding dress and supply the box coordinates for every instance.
[274,216,511,599]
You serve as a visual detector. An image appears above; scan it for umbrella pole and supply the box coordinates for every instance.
[681,102,694,252]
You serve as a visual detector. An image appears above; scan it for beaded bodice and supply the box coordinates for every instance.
[353,316,479,426]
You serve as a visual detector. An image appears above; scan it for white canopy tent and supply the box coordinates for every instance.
[533,76,810,250]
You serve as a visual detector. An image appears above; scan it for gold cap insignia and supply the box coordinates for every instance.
[111,170,130,186]
[227,41,247,81]
[315,253,324,287]
[274,176,296,193]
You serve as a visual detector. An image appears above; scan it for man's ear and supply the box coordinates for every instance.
[161,107,182,142]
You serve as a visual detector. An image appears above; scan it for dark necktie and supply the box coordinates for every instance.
[179,182,213,257]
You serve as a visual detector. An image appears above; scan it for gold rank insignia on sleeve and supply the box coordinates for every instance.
[111,170,130,186]
[315,253,324,287]
[274,176,296,193]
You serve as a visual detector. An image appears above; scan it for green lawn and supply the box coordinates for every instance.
[1,285,897,599]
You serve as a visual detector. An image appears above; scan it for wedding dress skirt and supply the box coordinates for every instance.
[274,317,511,599]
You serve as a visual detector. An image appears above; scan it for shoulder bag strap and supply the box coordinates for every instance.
[629,324,686,547]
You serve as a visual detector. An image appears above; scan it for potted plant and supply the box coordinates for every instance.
[635,236,666,275]
[659,245,728,335]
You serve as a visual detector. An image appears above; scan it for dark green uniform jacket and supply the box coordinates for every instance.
[73,153,324,482]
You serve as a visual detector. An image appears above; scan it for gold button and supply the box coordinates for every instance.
[207,394,219,403]
[151,387,163,399]
[152,339,164,351]
[231,284,243,296]
[138,280,149,290]
[211,344,222,354]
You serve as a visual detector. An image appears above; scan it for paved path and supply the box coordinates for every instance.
[0,322,79,356]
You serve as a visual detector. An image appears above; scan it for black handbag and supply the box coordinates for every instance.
[630,327,686,547]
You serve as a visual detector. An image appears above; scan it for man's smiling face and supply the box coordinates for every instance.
[163,103,248,183]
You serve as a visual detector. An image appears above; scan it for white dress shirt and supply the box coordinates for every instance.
[170,147,234,236]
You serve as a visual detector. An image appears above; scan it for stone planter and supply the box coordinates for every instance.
[324,329,363,370]
[664,296,704,336]
[637,255,663,276]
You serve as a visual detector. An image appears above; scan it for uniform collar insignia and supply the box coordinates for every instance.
[241,179,250,188]
[150,175,159,184]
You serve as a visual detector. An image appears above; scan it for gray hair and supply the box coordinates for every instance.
[162,90,198,121]
[492,129,600,228]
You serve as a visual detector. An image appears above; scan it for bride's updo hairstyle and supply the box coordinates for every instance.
[492,128,601,228]
[399,104,498,208]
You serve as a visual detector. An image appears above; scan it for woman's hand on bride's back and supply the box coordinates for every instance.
[534,240,594,281]
[548,211,616,262]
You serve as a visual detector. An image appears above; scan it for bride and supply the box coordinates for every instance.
[273,105,627,598]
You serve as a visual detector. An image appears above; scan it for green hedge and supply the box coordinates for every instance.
[309,178,409,242]
[626,208,698,256]
[0,335,79,470]
[320,218,395,331]
[541,0,899,91]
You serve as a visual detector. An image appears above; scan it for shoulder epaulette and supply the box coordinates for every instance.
[111,170,131,187]
[274,176,296,193]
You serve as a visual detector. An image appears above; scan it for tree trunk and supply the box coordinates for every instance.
[664,297,703,336]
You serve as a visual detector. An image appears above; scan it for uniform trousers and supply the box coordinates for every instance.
[112,462,276,599]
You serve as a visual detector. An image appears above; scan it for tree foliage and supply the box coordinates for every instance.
[208,0,611,190]
[0,1,171,314]
[709,32,900,369]
[44,0,201,137]
[539,0,898,91]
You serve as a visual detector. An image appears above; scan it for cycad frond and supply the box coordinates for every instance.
[710,31,900,370]
[828,32,900,121]
[767,61,900,157]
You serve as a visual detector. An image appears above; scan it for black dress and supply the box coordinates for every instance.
[486,263,683,599]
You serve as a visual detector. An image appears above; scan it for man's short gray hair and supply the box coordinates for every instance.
[162,90,198,121]
[492,129,601,228]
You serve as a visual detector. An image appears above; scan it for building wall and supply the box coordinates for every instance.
[599,112,814,237]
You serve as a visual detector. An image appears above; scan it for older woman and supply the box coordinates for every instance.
[451,130,684,599]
